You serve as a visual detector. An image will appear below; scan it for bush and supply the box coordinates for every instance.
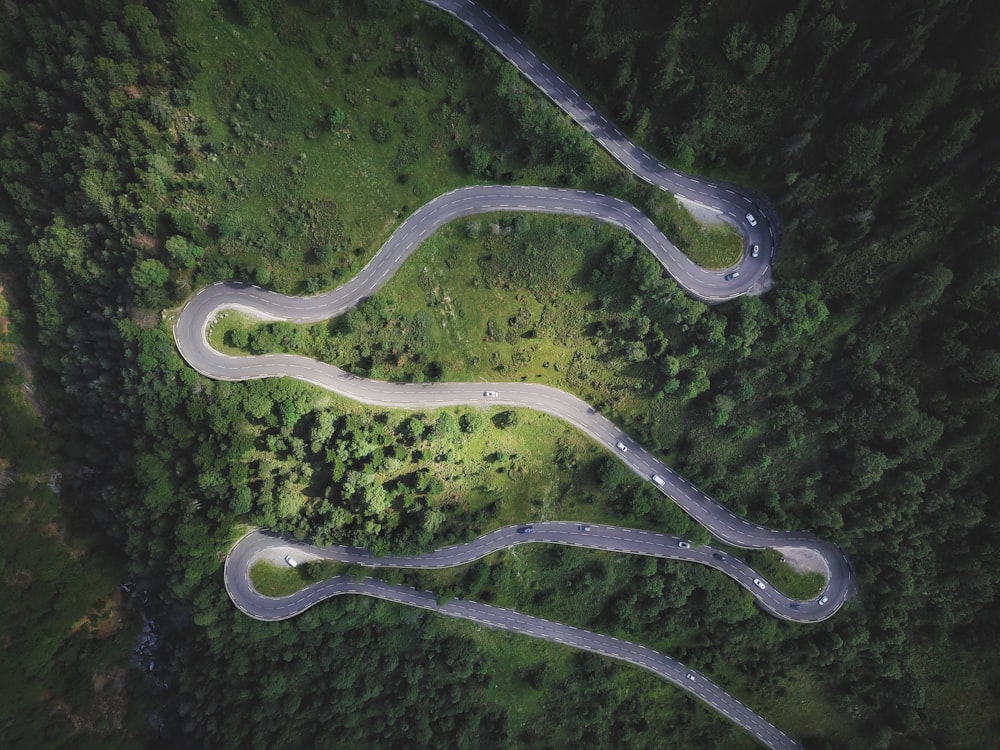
[369,118,392,143]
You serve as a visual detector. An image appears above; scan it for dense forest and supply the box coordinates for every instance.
[1,0,999,748]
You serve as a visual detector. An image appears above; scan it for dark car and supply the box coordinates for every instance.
[712,553,725,561]
[518,526,535,534]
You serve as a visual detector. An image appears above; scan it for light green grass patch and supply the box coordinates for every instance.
[205,212,687,453]
[647,193,743,269]
[250,560,310,596]
[744,549,825,599]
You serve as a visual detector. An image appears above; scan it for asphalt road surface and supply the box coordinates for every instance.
[226,527,802,750]
[171,2,857,748]
[424,0,778,295]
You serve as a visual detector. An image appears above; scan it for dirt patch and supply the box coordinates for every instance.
[4,568,33,588]
[130,233,159,252]
[676,195,730,227]
[775,545,831,577]
[16,357,45,416]
[130,307,161,330]
[1,283,47,418]
[71,590,125,639]
[1,284,10,337]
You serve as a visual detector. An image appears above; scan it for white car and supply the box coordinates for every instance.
[686,673,696,682]
[651,474,665,487]
[484,391,498,397]
[751,244,760,258]
[818,595,829,605]
[746,213,757,226]
[616,440,627,452]
[284,555,298,568]
[677,541,691,549]
[753,578,766,590]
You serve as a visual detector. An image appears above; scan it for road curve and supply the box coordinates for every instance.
[226,528,802,750]
[423,0,779,288]
[175,274,854,624]
[172,1,856,747]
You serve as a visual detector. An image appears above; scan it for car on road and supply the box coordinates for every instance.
[651,473,665,487]
[578,525,591,532]
[818,595,829,605]
[677,541,691,549]
[518,526,535,534]
[751,244,759,258]
[746,212,757,226]
[686,673,696,682]
[724,271,740,281]
[484,390,498,397]
[615,440,627,452]
[712,552,725,561]
[753,578,766,590]
[284,555,298,568]
[789,603,800,610]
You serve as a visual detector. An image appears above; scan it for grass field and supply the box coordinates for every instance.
[250,560,310,597]
[744,548,826,599]
[171,0,739,297]
[173,0,488,292]
[645,190,744,269]
[204,213,691,454]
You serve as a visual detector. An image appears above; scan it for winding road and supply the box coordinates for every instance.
[227,527,803,750]
[173,1,855,748]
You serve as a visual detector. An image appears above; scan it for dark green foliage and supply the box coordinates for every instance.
[369,117,392,143]
[172,600,508,750]
[0,301,155,749]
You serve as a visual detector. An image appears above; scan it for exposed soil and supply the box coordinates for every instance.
[676,195,730,227]
[774,545,831,577]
